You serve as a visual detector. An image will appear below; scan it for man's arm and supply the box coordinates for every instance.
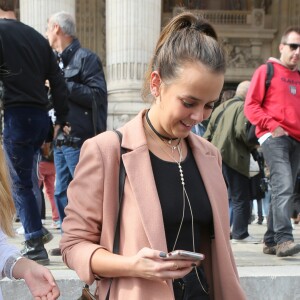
[66,52,107,110]
[244,64,280,133]
[47,50,69,126]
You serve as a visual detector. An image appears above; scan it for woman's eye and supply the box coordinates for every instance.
[182,100,194,108]
[205,103,215,110]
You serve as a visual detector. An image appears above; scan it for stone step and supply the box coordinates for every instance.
[1,266,300,299]
[3,208,300,299]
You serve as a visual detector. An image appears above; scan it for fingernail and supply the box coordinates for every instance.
[191,263,197,267]
[159,252,167,258]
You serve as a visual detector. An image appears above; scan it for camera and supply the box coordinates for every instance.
[260,177,269,193]
[54,130,81,148]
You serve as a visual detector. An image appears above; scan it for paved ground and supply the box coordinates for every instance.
[8,215,300,269]
[4,206,300,299]
[233,220,300,267]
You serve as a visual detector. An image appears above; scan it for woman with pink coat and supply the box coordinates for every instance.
[60,11,246,300]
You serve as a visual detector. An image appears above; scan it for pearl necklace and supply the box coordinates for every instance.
[144,121,193,251]
[144,118,209,295]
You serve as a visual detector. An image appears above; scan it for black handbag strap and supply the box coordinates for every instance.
[112,129,126,254]
[91,92,98,136]
[210,97,242,139]
[84,130,126,300]
[105,130,126,300]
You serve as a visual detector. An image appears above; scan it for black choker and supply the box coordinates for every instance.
[145,110,179,143]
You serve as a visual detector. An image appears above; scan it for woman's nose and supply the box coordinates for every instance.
[191,108,205,123]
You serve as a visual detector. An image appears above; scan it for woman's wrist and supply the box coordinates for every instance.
[3,254,25,280]
[91,249,136,279]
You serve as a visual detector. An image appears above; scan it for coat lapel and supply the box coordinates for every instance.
[188,134,230,235]
[123,148,168,252]
[119,113,228,254]
[120,111,168,252]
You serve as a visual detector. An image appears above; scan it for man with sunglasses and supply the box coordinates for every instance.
[245,27,300,257]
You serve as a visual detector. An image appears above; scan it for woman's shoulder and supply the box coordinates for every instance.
[189,133,220,156]
[79,131,121,159]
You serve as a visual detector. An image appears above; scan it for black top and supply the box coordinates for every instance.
[150,144,213,252]
[0,19,68,124]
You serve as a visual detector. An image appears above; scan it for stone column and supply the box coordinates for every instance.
[19,0,75,35]
[106,0,161,129]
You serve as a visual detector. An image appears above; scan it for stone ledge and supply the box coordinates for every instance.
[0,270,95,300]
[1,267,300,299]
[240,266,300,300]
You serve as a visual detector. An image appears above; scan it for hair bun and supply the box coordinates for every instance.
[190,20,218,40]
[190,23,202,31]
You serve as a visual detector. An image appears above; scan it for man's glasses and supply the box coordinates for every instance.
[284,43,300,51]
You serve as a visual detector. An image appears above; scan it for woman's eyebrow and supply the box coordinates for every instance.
[182,94,218,103]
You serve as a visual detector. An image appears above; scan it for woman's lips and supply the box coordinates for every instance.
[181,120,195,128]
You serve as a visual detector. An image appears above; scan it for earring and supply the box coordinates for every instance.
[151,89,158,97]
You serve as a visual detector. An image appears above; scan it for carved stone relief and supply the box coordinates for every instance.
[225,39,263,69]
[252,9,264,28]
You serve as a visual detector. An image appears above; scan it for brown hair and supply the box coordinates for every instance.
[142,11,226,101]
[0,0,16,11]
[281,26,300,44]
[0,147,15,237]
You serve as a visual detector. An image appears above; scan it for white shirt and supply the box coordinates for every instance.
[0,229,21,299]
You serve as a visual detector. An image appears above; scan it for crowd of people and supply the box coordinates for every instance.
[1,0,300,299]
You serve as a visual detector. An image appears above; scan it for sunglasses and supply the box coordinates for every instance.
[284,43,300,51]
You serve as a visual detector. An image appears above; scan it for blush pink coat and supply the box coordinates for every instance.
[60,110,246,300]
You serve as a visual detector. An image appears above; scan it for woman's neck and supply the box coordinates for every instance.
[143,112,188,163]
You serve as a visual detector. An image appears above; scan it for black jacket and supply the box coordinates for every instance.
[0,19,68,125]
[59,39,107,145]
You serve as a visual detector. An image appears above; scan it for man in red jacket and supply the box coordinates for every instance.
[245,27,300,257]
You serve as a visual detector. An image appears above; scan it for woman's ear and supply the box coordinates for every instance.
[150,71,162,97]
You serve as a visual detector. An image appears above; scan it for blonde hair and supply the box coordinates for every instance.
[142,11,226,101]
[0,147,15,237]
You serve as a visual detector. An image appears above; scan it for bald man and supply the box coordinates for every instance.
[204,81,260,244]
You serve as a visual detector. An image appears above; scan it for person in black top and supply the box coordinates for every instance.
[60,11,246,300]
[0,0,69,265]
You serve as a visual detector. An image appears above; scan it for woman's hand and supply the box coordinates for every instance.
[130,247,199,281]
[13,258,60,300]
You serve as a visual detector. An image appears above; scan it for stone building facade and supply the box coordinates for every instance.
[16,0,300,129]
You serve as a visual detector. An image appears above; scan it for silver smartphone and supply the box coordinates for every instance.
[165,250,205,261]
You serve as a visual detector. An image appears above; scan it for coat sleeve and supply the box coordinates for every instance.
[235,105,255,150]
[47,49,69,125]
[60,137,107,285]
[67,52,107,111]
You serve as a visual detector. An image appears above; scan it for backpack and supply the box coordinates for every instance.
[245,62,274,145]
[207,97,242,142]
